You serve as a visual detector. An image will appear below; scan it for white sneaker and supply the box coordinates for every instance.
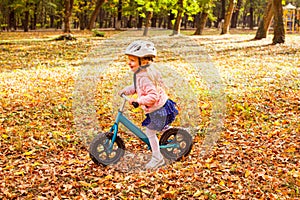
[145,156,165,169]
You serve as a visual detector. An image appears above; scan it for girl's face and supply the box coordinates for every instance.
[127,55,139,72]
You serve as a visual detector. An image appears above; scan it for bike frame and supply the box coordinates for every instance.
[110,110,150,146]
[107,95,179,151]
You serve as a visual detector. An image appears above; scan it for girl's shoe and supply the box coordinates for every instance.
[145,156,165,169]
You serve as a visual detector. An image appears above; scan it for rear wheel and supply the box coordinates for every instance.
[89,132,125,166]
[159,128,193,161]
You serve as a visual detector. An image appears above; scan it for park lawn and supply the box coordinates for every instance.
[0,29,299,199]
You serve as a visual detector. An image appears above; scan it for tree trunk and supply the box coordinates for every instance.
[172,0,184,35]
[158,17,163,28]
[254,0,273,39]
[272,0,285,44]
[115,0,122,30]
[8,10,16,31]
[249,0,254,29]
[127,15,133,28]
[143,11,153,36]
[231,0,242,28]
[88,0,105,30]
[163,17,167,28]
[23,2,30,32]
[23,10,29,32]
[151,14,157,27]
[221,0,235,34]
[99,8,105,28]
[79,13,86,30]
[32,3,38,30]
[50,15,55,28]
[242,13,247,28]
[168,10,175,29]
[231,10,238,28]
[64,0,74,33]
[137,12,143,29]
[221,0,226,19]
[194,12,208,35]
[79,0,87,30]
[183,14,188,29]
[216,0,226,28]
[57,12,63,29]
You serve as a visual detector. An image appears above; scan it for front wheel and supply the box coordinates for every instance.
[159,128,193,161]
[89,132,125,166]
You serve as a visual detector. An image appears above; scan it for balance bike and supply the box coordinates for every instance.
[89,94,193,166]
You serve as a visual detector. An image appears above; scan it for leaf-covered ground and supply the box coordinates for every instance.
[0,30,299,199]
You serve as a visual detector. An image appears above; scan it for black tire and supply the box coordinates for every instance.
[159,128,193,161]
[89,132,125,166]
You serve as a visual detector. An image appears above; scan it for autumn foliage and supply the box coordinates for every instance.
[0,30,299,199]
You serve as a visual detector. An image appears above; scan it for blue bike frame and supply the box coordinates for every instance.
[107,95,179,151]
[110,111,150,146]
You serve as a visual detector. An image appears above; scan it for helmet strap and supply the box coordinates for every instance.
[133,63,150,92]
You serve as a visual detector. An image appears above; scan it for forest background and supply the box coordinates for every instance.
[1,0,300,41]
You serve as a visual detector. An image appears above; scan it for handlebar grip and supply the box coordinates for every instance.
[121,94,139,108]
[132,102,139,108]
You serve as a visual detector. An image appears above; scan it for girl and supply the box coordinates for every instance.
[119,40,178,169]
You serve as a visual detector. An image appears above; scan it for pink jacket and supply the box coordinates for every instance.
[123,68,168,114]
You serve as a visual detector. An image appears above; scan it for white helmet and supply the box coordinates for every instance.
[125,40,157,58]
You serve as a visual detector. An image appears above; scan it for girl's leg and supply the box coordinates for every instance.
[145,128,164,168]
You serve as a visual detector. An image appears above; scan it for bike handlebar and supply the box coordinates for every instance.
[132,102,139,108]
[121,94,139,108]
